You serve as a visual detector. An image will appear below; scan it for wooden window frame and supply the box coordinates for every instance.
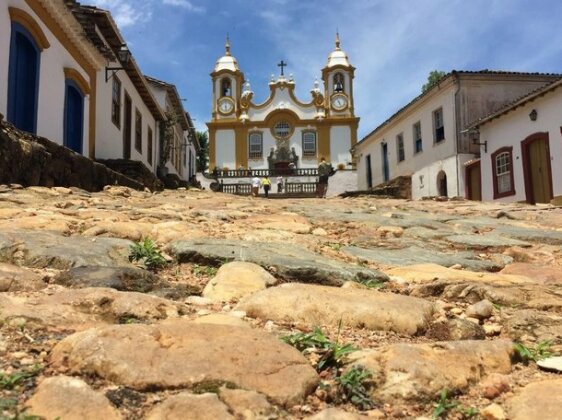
[413,121,423,154]
[134,109,142,154]
[111,76,121,128]
[491,146,515,199]
[396,133,405,163]
[433,107,445,143]
[147,125,153,165]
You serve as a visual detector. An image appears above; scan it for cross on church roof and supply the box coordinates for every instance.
[277,60,287,76]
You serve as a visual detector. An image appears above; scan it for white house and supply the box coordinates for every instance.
[146,76,198,181]
[0,0,104,157]
[207,35,359,172]
[354,71,560,199]
[69,3,166,173]
[470,78,562,204]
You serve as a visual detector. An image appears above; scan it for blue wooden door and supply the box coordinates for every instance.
[382,143,389,182]
[64,81,84,154]
[7,24,41,134]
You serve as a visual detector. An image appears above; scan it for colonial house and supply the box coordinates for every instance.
[0,0,104,157]
[146,76,197,181]
[69,3,165,173]
[468,77,562,204]
[207,35,359,172]
[354,71,560,199]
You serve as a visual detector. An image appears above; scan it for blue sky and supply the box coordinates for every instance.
[88,0,562,137]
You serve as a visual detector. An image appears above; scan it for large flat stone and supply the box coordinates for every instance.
[349,340,513,403]
[50,321,319,406]
[501,262,562,285]
[386,263,534,286]
[0,230,132,269]
[0,263,45,292]
[203,261,277,302]
[26,376,122,420]
[169,239,387,286]
[444,234,532,249]
[0,287,188,330]
[507,379,562,420]
[343,245,503,272]
[236,283,434,335]
[503,309,562,345]
[146,393,233,420]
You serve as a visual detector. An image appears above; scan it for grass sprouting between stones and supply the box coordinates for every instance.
[128,238,167,271]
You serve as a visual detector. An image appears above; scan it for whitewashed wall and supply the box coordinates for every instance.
[1,0,91,154]
[356,86,457,194]
[95,60,157,171]
[330,125,352,166]
[479,89,562,202]
[215,129,236,170]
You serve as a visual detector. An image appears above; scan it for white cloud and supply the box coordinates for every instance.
[162,0,205,12]
[85,0,204,28]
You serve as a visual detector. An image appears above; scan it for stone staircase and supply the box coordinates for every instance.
[97,159,163,191]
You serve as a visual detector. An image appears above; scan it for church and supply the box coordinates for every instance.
[207,35,359,172]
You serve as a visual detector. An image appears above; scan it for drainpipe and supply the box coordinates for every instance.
[453,71,462,197]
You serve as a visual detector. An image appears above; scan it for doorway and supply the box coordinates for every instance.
[437,170,448,197]
[123,92,132,159]
[7,23,41,134]
[521,132,553,204]
[366,154,372,189]
[465,161,482,201]
[63,81,84,154]
[381,143,389,182]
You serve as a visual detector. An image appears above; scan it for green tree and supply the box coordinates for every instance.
[196,131,209,171]
[422,70,447,93]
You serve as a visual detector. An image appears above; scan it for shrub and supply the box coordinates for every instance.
[336,365,376,410]
[129,238,167,270]
[281,326,356,371]
[337,163,346,170]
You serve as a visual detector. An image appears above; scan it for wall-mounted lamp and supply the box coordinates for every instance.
[105,45,132,82]
[529,109,538,121]
[471,138,487,153]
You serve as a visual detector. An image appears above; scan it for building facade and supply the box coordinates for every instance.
[207,35,359,172]
[146,76,198,181]
[0,0,104,157]
[471,78,562,204]
[354,71,560,199]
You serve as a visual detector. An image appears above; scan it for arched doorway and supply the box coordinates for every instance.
[437,170,448,197]
[63,80,85,154]
[7,23,41,134]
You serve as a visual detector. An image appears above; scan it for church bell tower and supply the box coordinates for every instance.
[211,36,245,120]
[322,33,356,118]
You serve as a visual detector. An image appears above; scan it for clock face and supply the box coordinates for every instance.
[331,94,348,111]
[218,98,234,115]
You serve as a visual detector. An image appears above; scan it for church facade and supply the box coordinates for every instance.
[207,36,359,172]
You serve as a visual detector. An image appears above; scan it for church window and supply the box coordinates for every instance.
[413,121,422,153]
[492,147,515,198]
[433,108,445,142]
[274,121,291,139]
[221,78,232,97]
[333,73,345,93]
[302,131,317,157]
[111,77,121,128]
[396,133,405,162]
[248,132,263,159]
[135,109,142,154]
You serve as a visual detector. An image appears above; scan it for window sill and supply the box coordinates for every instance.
[493,190,516,199]
[434,139,446,145]
[414,150,423,155]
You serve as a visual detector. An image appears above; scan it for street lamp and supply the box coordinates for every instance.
[105,45,132,82]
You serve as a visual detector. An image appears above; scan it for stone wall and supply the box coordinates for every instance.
[0,118,144,192]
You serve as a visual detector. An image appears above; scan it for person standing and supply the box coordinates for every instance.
[251,175,261,197]
[261,175,272,198]
[317,157,332,198]
[276,176,284,193]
